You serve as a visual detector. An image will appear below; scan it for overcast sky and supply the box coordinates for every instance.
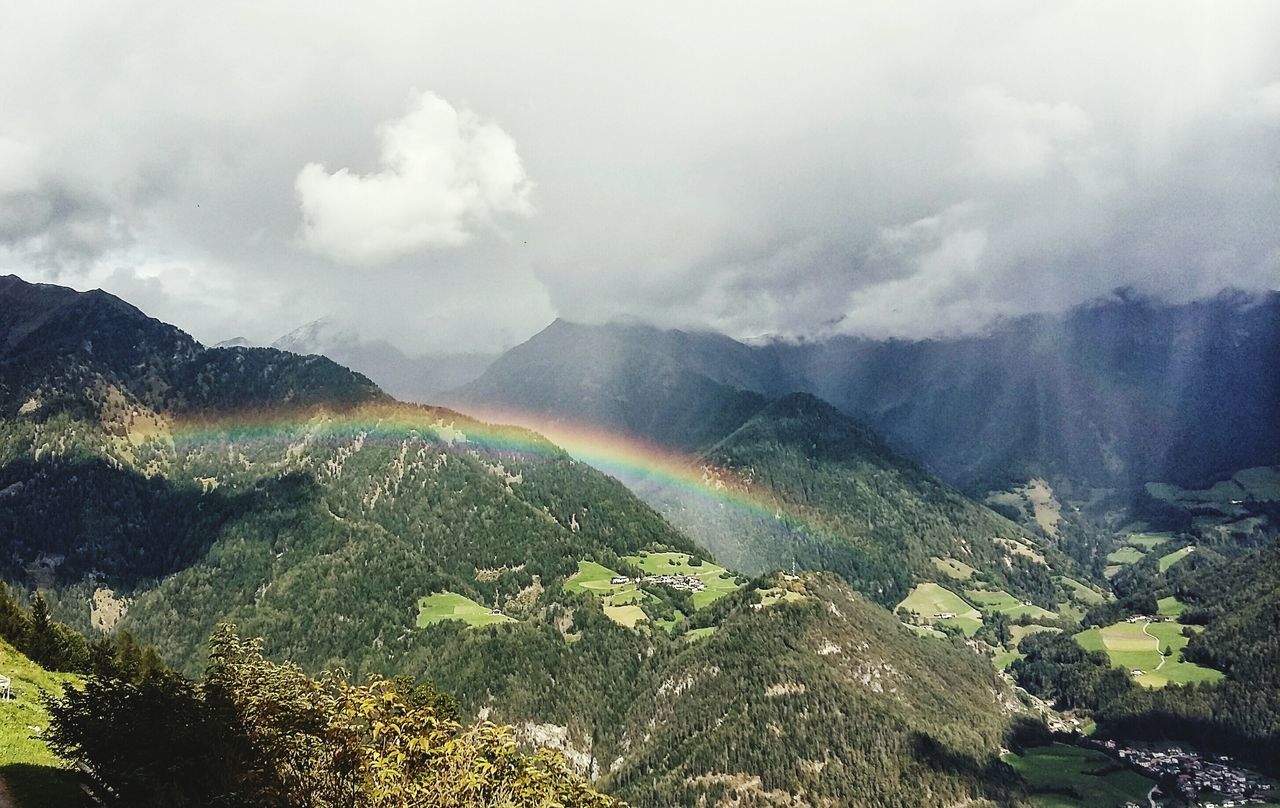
[2,3,1278,353]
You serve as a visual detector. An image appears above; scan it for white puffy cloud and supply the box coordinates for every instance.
[295,92,533,266]
[0,2,1276,352]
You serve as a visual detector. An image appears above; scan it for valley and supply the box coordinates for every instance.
[0,276,1276,807]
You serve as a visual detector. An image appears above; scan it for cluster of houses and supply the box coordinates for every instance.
[1091,739,1275,805]
[611,574,706,593]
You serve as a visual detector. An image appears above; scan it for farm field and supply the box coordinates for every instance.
[564,560,630,595]
[604,604,648,628]
[965,588,1056,620]
[1002,744,1155,808]
[1105,546,1145,565]
[684,627,717,643]
[897,583,982,635]
[1157,596,1187,619]
[565,560,657,627]
[416,592,515,628]
[621,551,741,609]
[1074,620,1222,688]
[1158,546,1195,572]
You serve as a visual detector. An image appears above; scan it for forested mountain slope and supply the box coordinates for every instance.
[0,277,1035,805]
[634,394,1064,609]
[456,291,1280,493]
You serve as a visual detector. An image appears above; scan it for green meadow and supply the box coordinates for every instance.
[621,551,741,609]
[0,640,89,807]
[1158,545,1195,572]
[416,592,515,628]
[1057,576,1106,605]
[1002,744,1155,808]
[897,583,982,635]
[1074,619,1222,688]
[1104,546,1145,566]
[756,586,808,609]
[965,588,1057,620]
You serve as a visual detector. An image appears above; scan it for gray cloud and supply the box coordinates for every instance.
[0,2,1277,352]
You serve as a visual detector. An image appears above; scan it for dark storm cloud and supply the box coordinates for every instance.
[0,2,1276,351]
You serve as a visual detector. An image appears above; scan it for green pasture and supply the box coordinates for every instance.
[417,592,515,628]
[1074,619,1222,688]
[1003,743,1155,807]
[621,551,741,609]
[0,640,92,807]
[965,588,1057,620]
[1158,546,1195,572]
[897,583,982,635]
[1057,576,1105,605]
[1105,546,1145,566]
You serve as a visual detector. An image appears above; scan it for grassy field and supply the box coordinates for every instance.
[1104,546,1145,565]
[931,556,976,580]
[1158,546,1195,572]
[1003,744,1155,807]
[1074,620,1223,688]
[565,560,658,627]
[1124,532,1172,550]
[0,640,90,807]
[897,583,982,635]
[1057,576,1106,605]
[564,560,630,595]
[603,604,648,628]
[621,551,741,609]
[1156,596,1187,619]
[416,592,515,628]
[965,588,1057,620]
[684,626,717,643]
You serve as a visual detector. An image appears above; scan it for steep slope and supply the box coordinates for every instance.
[0,639,84,807]
[636,394,1062,608]
[458,291,1280,493]
[0,277,695,673]
[765,290,1280,491]
[0,277,1037,805]
[454,319,773,452]
[410,574,1027,808]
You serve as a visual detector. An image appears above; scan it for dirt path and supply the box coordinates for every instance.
[1142,621,1167,671]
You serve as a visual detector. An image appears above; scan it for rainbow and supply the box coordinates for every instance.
[165,402,796,529]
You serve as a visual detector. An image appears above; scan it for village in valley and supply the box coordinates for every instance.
[1093,737,1275,807]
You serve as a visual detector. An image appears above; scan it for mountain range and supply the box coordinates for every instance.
[454,290,1280,494]
[0,274,1049,806]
